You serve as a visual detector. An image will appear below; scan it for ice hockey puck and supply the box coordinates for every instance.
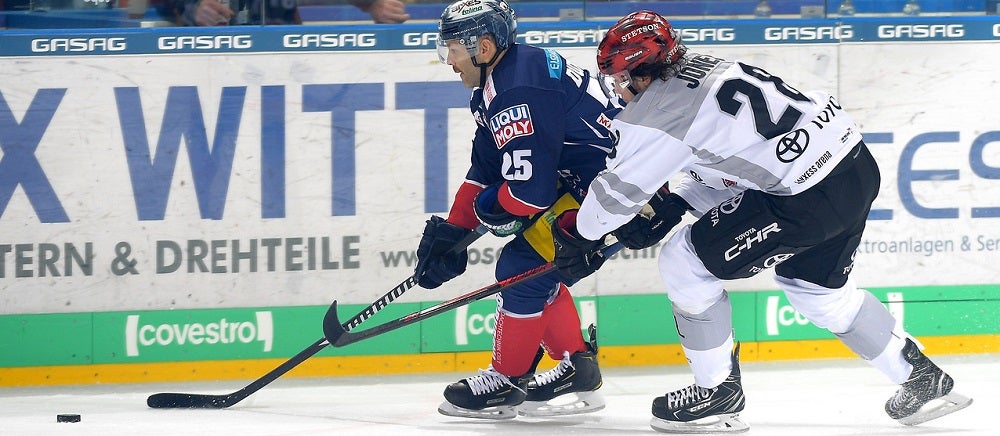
[56,414,81,423]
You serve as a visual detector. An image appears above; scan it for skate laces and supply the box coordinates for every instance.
[888,383,917,408]
[667,384,713,409]
[533,352,573,386]
[466,368,525,395]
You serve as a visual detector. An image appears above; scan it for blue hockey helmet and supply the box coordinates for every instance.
[437,0,517,65]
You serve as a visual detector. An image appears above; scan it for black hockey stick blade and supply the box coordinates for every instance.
[323,301,349,345]
[147,392,235,409]
[324,242,623,348]
[146,338,328,409]
[147,226,487,409]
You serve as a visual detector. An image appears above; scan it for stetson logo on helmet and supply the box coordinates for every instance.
[596,10,687,75]
[620,24,658,42]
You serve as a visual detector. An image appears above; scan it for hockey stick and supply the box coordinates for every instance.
[147,337,329,409]
[146,225,487,409]
[343,225,488,331]
[323,242,624,348]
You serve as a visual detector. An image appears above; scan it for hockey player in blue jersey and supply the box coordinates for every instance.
[412,0,621,420]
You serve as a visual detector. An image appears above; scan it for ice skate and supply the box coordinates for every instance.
[438,367,529,420]
[885,338,972,425]
[519,326,605,417]
[650,343,748,433]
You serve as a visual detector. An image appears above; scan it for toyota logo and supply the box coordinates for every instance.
[776,129,809,163]
[762,253,794,268]
[718,192,744,215]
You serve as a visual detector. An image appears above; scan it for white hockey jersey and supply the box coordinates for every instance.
[577,53,863,240]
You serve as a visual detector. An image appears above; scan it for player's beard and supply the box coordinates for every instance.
[457,68,479,88]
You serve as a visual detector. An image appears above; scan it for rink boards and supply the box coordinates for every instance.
[1,16,999,386]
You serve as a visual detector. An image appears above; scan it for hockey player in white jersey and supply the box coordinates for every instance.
[548,10,973,433]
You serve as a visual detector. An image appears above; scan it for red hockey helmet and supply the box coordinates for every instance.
[597,10,686,75]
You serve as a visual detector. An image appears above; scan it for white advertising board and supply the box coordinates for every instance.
[1,31,998,315]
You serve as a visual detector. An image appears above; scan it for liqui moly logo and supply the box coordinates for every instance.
[490,104,534,148]
[124,312,273,356]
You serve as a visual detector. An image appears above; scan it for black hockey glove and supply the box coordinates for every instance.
[414,215,471,289]
[552,210,608,281]
[612,186,692,250]
[473,183,531,237]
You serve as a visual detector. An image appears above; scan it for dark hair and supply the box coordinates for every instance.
[630,55,688,81]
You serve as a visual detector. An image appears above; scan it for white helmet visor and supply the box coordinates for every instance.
[437,36,480,65]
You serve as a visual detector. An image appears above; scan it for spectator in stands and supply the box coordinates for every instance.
[165,0,409,26]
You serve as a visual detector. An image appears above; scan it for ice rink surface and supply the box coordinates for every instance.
[1,352,995,436]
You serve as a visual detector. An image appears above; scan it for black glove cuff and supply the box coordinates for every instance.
[552,210,607,280]
[474,184,529,237]
[651,192,693,216]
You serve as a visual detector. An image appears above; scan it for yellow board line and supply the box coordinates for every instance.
[2,335,997,388]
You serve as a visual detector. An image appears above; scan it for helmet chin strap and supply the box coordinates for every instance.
[478,64,489,90]
[472,47,505,88]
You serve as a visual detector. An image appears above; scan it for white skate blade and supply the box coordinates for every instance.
[650,413,749,434]
[438,401,518,420]
[518,391,606,417]
[897,392,973,426]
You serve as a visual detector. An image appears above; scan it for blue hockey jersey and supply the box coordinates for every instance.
[464,44,621,211]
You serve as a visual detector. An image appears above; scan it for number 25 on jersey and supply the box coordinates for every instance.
[502,150,533,181]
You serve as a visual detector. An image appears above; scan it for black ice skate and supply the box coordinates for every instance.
[885,338,972,425]
[650,342,748,433]
[437,367,529,420]
[519,325,605,417]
